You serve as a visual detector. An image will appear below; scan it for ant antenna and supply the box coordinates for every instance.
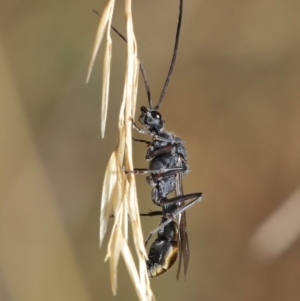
[92,10,153,108]
[154,0,183,110]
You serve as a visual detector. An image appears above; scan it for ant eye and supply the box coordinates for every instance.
[151,111,161,120]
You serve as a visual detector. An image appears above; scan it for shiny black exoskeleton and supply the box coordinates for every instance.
[134,105,203,278]
[146,217,179,277]
[125,0,203,278]
[137,106,188,205]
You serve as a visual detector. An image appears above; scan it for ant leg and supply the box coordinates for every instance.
[168,194,203,219]
[148,166,188,182]
[160,192,203,207]
[133,137,151,145]
[147,192,203,236]
[146,144,174,160]
[110,210,163,219]
[140,211,163,217]
[124,166,185,175]
[153,135,176,144]
[125,168,149,174]
[144,232,153,247]
[131,119,150,135]
[140,211,163,246]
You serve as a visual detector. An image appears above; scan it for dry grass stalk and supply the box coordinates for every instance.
[86,1,155,300]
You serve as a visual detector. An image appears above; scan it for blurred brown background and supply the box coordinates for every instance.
[1,0,300,300]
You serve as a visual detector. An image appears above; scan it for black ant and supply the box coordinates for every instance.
[126,0,203,279]
[95,0,203,279]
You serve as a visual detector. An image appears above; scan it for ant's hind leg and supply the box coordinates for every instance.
[140,210,163,246]
[148,192,203,236]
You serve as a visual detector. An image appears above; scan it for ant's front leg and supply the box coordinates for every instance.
[131,119,150,135]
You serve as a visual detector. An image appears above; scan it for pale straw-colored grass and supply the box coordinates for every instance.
[249,187,300,261]
[86,1,155,300]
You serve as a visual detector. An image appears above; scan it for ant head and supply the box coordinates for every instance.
[103,1,183,126]
[139,106,164,132]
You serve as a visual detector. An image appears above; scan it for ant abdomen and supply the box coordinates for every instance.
[146,220,179,278]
